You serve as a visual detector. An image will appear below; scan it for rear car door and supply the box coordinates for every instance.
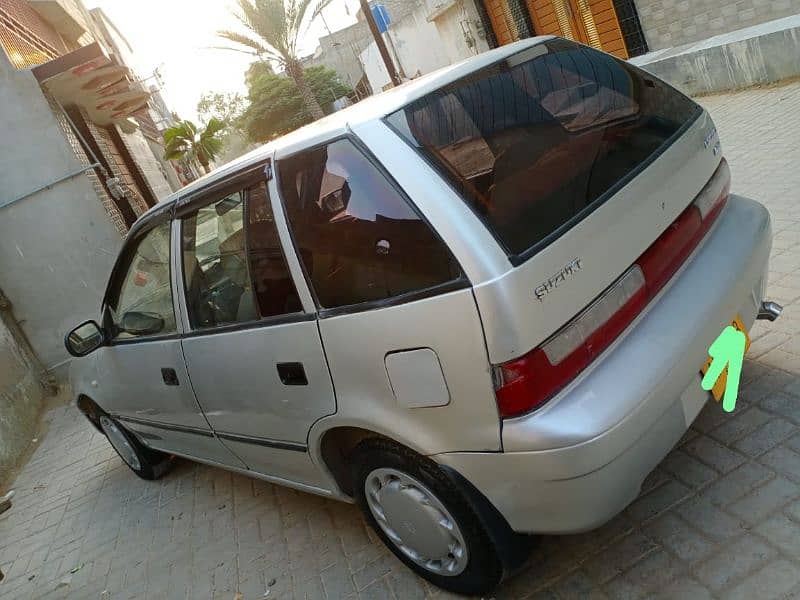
[94,216,243,466]
[275,139,500,455]
[177,166,336,489]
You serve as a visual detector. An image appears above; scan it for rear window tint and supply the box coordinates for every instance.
[278,139,462,310]
[386,39,702,259]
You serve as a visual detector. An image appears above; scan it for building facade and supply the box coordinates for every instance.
[309,1,492,95]
[473,0,800,58]
[474,0,648,58]
[0,0,178,378]
[634,0,800,50]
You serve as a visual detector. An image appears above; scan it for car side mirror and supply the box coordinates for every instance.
[120,311,164,336]
[65,321,105,357]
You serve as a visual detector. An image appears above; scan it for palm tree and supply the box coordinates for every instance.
[163,118,226,174]
[218,0,331,121]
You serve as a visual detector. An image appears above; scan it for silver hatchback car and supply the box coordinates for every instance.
[67,37,781,595]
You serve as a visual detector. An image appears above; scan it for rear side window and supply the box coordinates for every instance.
[386,39,702,259]
[277,139,461,310]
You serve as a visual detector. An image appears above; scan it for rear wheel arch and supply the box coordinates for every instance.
[316,424,528,571]
[318,426,395,497]
[348,437,534,593]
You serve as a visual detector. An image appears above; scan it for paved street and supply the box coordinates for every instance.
[1,83,800,600]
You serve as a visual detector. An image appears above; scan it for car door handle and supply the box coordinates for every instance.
[277,362,308,386]
[161,368,180,386]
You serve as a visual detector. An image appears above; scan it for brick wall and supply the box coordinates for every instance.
[635,0,800,50]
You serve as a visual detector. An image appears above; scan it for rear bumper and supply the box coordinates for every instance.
[435,195,772,534]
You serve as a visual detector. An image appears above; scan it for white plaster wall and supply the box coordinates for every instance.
[359,1,488,92]
[429,0,491,64]
[0,54,121,377]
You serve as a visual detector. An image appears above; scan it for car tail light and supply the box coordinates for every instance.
[494,159,731,419]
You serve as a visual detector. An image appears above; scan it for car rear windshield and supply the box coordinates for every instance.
[385,39,702,260]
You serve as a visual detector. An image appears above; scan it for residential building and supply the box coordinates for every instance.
[308,1,491,94]
[88,7,181,196]
[472,0,800,58]
[361,0,492,91]
[0,0,178,379]
[305,14,373,97]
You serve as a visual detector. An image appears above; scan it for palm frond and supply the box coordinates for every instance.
[217,29,272,56]
[201,117,227,139]
[219,0,331,62]
[163,146,188,161]
[235,0,290,57]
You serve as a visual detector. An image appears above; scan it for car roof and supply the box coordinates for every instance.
[130,36,553,238]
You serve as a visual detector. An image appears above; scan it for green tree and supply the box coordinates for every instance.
[196,92,247,128]
[243,65,351,141]
[218,0,332,121]
[163,118,226,174]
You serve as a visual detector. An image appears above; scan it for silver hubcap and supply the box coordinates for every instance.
[364,468,468,576]
[100,416,141,471]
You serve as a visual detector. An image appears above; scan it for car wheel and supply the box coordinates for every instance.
[351,439,504,596]
[99,415,172,480]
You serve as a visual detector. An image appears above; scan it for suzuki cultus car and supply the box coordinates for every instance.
[66,37,782,595]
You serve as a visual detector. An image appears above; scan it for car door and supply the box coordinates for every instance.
[93,215,245,467]
[177,164,336,490]
[275,138,501,456]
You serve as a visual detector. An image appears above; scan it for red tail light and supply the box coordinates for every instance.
[494,159,731,419]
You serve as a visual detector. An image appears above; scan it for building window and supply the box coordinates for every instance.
[612,0,649,57]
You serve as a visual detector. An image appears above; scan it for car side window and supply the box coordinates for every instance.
[277,139,462,310]
[110,220,176,340]
[181,181,302,329]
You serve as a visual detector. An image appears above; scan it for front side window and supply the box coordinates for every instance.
[182,181,301,329]
[387,39,702,258]
[278,139,462,310]
[110,220,176,340]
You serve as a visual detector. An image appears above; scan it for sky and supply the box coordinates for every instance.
[85,0,362,121]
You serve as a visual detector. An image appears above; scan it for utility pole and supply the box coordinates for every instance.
[358,0,401,87]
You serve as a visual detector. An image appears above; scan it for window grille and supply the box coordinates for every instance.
[612,0,649,57]
[0,9,59,68]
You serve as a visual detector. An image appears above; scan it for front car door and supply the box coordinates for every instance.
[177,164,336,491]
[93,214,244,467]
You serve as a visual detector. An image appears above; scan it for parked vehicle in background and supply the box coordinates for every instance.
[66,37,780,595]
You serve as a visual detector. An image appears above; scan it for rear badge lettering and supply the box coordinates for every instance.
[535,258,583,301]
[703,127,718,149]
[704,127,721,156]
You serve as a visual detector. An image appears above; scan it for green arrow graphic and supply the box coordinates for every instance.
[701,325,747,413]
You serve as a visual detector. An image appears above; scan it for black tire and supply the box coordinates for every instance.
[99,415,172,480]
[351,438,504,596]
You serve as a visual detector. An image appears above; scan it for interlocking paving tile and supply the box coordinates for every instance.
[1,82,799,600]
[659,450,718,488]
[727,477,800,524]
[692,534,777,591]
[725,559,800,600]
[644,513,716,562]
[754,513,800,557]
